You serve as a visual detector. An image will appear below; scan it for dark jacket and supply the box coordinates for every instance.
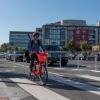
[27,40,44,52]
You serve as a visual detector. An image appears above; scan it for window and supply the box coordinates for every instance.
[60,41,65,46]
[44,29,50,39]
[60,30,65,40]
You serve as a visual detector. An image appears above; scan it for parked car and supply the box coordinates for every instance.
[75,53,86,60]
[68,53,76,60]
[10,51,24,62]
[87,53,100,61]
[6,52,13,60]
[0,52,5,58]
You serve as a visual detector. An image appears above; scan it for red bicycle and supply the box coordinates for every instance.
[30,51,48,85]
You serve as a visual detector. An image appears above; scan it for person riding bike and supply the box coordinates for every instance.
[27,32,45,74]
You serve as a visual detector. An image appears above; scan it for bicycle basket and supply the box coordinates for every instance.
[36,52,48,63]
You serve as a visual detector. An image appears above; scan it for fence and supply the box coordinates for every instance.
[66,51,100,72]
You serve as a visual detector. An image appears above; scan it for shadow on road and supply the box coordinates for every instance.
[0,72,26,78]
[0,72,38,86]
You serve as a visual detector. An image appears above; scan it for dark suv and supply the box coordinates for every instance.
[44,45,68,66]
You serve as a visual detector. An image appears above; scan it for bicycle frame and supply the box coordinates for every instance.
[32,52,48,75]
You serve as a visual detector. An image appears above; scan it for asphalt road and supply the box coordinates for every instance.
[0,59,100,100]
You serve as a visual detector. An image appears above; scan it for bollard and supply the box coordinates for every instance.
[77,55,80,69]
[14,53,16,62]
[46,60,48,68]
[94,54,97,70]
[23,54,25,62]
[59,55,61,68]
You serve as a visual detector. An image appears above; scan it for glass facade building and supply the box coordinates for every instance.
[42,24,100,48]
[9,31,33,48]
[42,25,66,48]
[9,20,100,50]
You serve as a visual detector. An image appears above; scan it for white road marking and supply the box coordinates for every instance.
[0,69,14,72]
[72,69,85,71]
[13,63,29,68]
[10,78,70,100]
[91,70,100,73]
[53,68,67,70]
[77,74,100,82]
[0,79,7,88]
[49,72,64,77]
[72,69,100,73]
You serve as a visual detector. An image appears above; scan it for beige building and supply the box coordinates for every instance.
[92,45,100,52]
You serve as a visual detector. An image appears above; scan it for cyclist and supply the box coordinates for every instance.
[27,32,45,74]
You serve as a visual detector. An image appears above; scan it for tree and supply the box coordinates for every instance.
[67,39,76,53]
[88,45,92,51]
[0,43,8,52]
[80,40,88,52]
[0,43,26,52]
[17,47,26,51]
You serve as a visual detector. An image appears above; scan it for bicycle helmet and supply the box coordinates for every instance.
[33,32,39,37]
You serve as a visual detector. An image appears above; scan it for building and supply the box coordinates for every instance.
[41,20,100,49]
[9,31,33,48]
[9,20,100,50]
[92,45,100,52]
[51,19,86,26]
[42,24,67,48]
[68,26,99,47]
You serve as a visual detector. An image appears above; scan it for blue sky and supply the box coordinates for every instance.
[0,0,100,45]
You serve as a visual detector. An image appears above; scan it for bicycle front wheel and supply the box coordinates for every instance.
[38,64,48,85]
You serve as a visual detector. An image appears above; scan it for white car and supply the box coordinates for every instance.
[75,53,84,60]
[0,52,5,58]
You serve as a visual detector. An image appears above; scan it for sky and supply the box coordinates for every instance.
[0,0,100,45]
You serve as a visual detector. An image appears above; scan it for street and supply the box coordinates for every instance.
[0,59,100,100]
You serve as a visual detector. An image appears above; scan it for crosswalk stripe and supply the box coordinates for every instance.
[10,78,70,100]
[49,73,100,96]
[49,72,64,76]
[0,79,7,88]
[13,62,29,68]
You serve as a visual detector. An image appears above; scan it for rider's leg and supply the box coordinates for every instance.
[30,53,39,72]
[30,54,35,72]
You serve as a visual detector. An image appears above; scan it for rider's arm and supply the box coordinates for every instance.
[38,40,45,52]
